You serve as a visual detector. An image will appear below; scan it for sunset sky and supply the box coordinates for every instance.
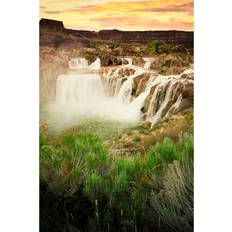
[40,0,193,31]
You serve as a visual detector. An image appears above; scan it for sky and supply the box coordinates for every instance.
[40,0,194,31]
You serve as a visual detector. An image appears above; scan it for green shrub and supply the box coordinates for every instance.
[40,129,193,231]
[87,43,100,49]
[146,40,163,54]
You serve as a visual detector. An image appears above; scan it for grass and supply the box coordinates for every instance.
[40,127,193,231]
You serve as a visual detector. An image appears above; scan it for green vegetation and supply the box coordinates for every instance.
[109,43,120,49]
[87,43,101,49]
[40,127,193,232]
[146,40,191,55]
[82,51,97,64]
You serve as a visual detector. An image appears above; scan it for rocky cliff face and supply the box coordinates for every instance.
[40,18,64,32]
[40,18,193,48]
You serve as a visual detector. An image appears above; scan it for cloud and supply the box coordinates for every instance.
[65,1,193,15]
[40,0,194,30]
[91,16,193,31]
[135,1,193,13]
[43,10,62,14]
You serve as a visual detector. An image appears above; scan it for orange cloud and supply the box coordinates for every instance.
[135,2,193,13]
[43,10,61,14]
[40,0,194,31]
[91,16,193,30]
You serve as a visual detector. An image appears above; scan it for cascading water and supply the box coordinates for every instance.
[146,69,194,125]
[46,58,147,129]
[101,60,193,126]
[89,58,101,70]
[125,58,133,66]
[56,73,104,106]
[143,58,154,70]
[117,69,145,104]
[46,56,193,129]
[130,76,156,110]
[68,58,89,70]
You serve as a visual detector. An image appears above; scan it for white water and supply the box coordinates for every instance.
[68,58,89,70]
[124,58,133,66]
[143,58,154,70]
[129,76,156,116]
[46,58,144,128]
[68,57,101,71]
[46,57,193,129]
[150,80,174,125]
[89,58,101,70]
[147,69,194,125]
[117,69,145,104]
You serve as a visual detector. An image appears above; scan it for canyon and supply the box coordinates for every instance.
[40,18,194,231]
[40,18,193,136]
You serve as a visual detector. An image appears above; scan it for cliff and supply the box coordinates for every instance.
[40,18,193,48]
[40,18,64,32]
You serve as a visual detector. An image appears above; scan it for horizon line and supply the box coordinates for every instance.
[40,17,194,33]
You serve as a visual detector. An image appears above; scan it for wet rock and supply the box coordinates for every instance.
[182,82,194,99]
[133,73,152,96]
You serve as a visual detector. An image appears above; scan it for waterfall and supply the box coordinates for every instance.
[150,80,175,125]
[146,76,172,120]
[56,74,104,106]
[68,57,101,71]
[143,58,154,70]
[68,58,89,70]
[47,58,147,129]
[52,73,142,125]
[89,58,101,70]
[130,76,156,110]
[46,56,193,129]
[101,64,193,126]
[145,69,194,125]
[117,69,145,104]
[125,58,133,66]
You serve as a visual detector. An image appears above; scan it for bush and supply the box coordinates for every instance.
[87,43,100,49]
[146,40,163,54]
[40,130,193,231]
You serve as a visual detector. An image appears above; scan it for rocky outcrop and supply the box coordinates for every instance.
[133,73,152,96]
[150,54,193,74]
[83,49,123,66]
[132,57,145,67]
[40,18,64,32]
[99,54,123,66]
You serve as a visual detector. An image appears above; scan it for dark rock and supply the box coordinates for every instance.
[40,18,64,32]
